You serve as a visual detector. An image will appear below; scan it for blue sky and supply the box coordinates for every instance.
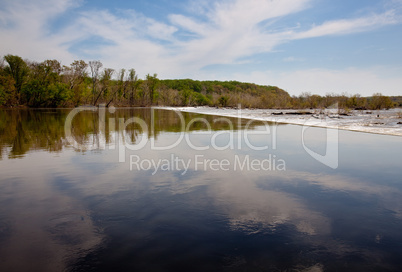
[1,0,402,96]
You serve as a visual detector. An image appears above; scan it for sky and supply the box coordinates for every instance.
[1,0,402,96]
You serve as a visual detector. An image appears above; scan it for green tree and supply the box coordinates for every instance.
[219,95,229,107]
[0,73,17,106]
[63,60,88,106]
[22,61,49,107]
[181,88,192,106]
[370,93,393,110]
[145,73,159,105]
[46,82,72,107]
[195,92,210,106]
[3,55,29,103]
[346,94,367,109]
[21,60,70,107]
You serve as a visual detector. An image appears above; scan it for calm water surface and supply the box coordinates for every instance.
[0,108,401,271]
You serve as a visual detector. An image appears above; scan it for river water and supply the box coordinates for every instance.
[0,108,401,271]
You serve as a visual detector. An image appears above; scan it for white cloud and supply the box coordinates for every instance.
[292,10,399,39]
[73,0,400,77]
[0,0,79,62]
[66,9,182,75]
[169,14,209,36]
[211,0,310,28]
[159,0,315,73]
[283,56,304,62]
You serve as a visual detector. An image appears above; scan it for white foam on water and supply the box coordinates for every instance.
[159,106,402,136]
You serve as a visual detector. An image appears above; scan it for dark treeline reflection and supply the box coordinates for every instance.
[0,108,268,159]
[0,109,66,158]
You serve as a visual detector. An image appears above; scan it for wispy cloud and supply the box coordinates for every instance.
[0,0,79,61]
[167,0,312,67]
[292,10,399,39]
[283,56,304,62]
[73,0,400,74]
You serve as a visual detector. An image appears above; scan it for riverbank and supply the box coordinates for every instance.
[159,106,402,136]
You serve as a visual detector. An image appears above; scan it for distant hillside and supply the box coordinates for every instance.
[161,79,288,96]
[160,79,291,108]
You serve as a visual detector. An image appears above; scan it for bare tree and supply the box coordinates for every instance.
[127,69,140,105]
[106,68,127,107]
[94,68,114,106]
[64,60,87,89]
[89,60,103,105]
[62,60,88,106]
[43,59,62,75]
[0,57,5,70]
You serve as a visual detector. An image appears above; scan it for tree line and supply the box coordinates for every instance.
[0,54,398,110]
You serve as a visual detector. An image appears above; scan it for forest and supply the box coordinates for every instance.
[0,54,399,110]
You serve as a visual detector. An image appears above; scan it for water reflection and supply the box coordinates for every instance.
[0,108,264,158]
[0,155,103,271]
[0,108,401,271]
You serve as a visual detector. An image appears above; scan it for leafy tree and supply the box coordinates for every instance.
[20,60,70,107]
[181,88,192,106]
[63,60,88,106]
[219,95,229,107]
[43,82,71,107]
[195,92,210,106]
[145,73,159,105]
[22,61,48,107]
[346,94,367,109]
[3,55,29,103]
[0,73,16,106]
[370,93,393,110]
